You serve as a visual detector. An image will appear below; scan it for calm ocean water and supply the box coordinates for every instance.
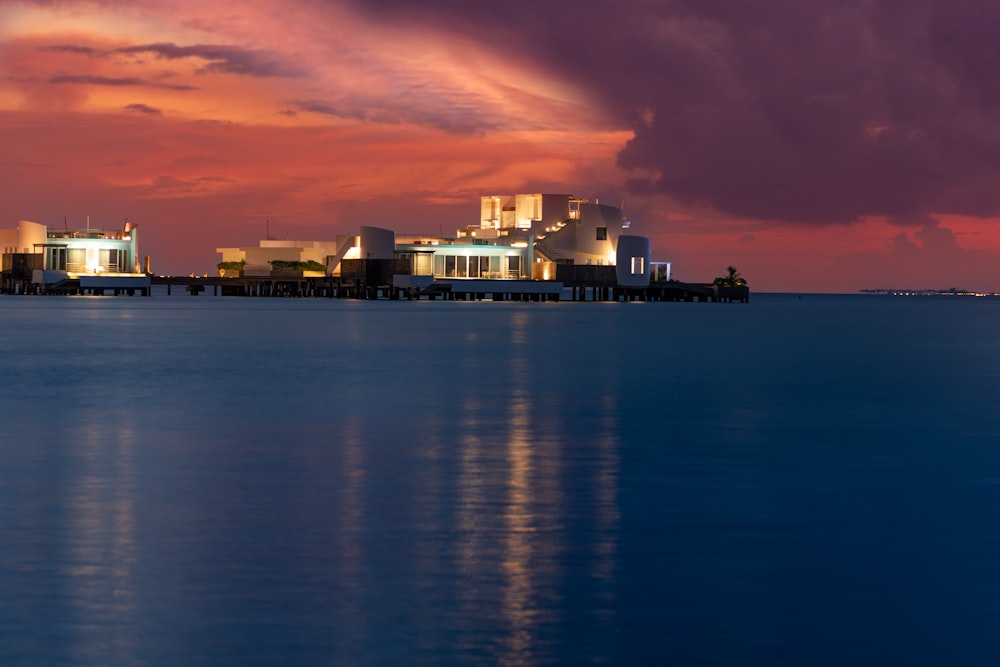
[2,292,1000,666]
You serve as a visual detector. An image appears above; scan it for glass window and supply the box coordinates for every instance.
[68,249,86,271]
[414,253,433,276]
[506,255,521,278]
[596,227,607,241]
[48,247,67,270]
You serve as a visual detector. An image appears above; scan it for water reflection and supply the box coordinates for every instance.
[443,307,624,664]
[4,302,628,664]
[593,393,619,614]
[334,413,366,655]
[64,415,138,665]
[501,386,537,666]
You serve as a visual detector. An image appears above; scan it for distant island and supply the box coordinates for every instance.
[860,288,1000,297]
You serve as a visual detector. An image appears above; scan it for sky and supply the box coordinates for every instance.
[3,0,1000,292]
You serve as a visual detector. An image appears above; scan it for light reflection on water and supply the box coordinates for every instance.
[2,295,1000,665]
[65,415,137,664]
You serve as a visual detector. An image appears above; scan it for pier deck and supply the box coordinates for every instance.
[149,275,748,303]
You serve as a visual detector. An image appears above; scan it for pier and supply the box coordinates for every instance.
[150,274,748,303]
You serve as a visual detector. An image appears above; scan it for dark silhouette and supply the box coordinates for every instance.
[713,266,747,288]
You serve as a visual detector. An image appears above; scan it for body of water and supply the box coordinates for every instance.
[2,293,999,665]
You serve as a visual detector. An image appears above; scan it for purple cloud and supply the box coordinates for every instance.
[290,96,500,134]
[50,74,197,91]
[37,44,102,56]
[124,103,162,115]
[116,43,304,78]
[348,0,1000,224]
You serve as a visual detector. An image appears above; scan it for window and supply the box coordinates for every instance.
[102,248,122,271]
[67,248,86,272]
[631,256,645,275]
[48,247,67,270]
[596,227,607,241]
[506,255,521,278]
[413,253,433,276]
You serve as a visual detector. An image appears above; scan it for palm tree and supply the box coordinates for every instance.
[714,265,747,288]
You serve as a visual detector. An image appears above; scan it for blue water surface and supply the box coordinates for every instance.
[1,292,999,666]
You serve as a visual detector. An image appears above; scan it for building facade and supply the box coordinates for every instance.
[215,193,657,287]
[1,219,150,294]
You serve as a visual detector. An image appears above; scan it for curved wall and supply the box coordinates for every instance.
[359,226,396,259]
[615,235,651,287]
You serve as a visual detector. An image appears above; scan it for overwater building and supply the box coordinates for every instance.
[0,219,151,294]
[216,194,669,289]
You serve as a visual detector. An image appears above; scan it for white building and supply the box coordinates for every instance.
[1,219,150,294]
[216,193,660,287]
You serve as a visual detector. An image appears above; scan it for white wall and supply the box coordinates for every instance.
[15,220,46,253]
[359,226,395,259]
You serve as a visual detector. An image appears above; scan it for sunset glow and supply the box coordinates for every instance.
[3,0,1000,291]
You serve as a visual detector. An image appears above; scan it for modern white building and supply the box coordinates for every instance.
[216,193,661,287]
[1,219,150,294]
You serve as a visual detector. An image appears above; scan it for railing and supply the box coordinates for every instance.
[48,230,129,240]
[480,270,523,280]
[65,262,125,273]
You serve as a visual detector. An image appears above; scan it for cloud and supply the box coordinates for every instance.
[914,219,961,252]
[347,0,1000,226]
[124,103,162,115]
[290,96,501,134]
[115,42,305,78]
[34,40,304,83]
[49,74,198,90]
[37,44,102,56]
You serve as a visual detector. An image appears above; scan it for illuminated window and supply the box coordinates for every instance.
[631,256,645,275]
[596,227,607,241]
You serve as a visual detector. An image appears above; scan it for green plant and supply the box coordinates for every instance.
[269,259,326,272]
[216,259,246,271]
[713,265,747,288]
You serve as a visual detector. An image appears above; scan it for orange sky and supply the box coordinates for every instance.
[2,0,1000,292]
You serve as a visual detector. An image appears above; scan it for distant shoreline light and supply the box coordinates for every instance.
[860,288,1000,297]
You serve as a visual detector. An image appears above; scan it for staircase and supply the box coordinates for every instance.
[326,236,358,275]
